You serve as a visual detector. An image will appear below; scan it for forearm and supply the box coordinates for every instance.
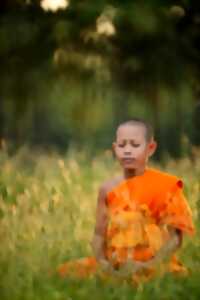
[91,233,106,260]
[146,228,182,267]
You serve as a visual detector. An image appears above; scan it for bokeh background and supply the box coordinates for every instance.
[1,2,200,300]
[1,0,200,159]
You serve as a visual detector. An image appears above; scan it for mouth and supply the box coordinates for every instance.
[121,158,135,164]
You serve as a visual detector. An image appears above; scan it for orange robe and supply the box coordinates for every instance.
[58,168,194,281]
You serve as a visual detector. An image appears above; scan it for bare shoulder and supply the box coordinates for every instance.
[98,175,124,199]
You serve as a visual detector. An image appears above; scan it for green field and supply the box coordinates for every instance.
[0,147,199,300]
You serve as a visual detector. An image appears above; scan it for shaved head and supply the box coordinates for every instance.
[116,119,154,142]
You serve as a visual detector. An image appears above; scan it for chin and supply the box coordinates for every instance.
[123,166,137,171]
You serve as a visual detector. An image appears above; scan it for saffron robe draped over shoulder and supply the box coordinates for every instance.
[105,168,194,266]
[58,168,194,281]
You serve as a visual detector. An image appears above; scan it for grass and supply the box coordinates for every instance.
[0,146,199,300]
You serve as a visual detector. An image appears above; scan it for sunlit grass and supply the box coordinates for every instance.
[0,147,199,300]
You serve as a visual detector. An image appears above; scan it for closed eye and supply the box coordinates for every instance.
[118,143,125,147]
[131,142,140,147]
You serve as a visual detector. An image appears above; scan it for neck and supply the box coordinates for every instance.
[123,167,146,179]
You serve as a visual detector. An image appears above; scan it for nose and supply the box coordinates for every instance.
[123,144,132,155]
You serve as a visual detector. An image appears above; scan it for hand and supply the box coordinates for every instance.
[98,259,115,275]
[122,259,145,274]
[114,259,150,278]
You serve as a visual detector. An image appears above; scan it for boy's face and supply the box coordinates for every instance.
[113,124,156,174]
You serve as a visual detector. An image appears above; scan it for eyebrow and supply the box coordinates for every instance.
[117,139,139,142]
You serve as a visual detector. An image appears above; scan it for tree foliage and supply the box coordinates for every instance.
[1,0,200,157]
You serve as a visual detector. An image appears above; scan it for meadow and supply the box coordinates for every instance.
[0,146,200,300]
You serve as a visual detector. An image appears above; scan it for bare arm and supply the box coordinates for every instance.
[91,185,109,261]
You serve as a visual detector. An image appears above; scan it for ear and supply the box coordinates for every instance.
[147,140,157,157]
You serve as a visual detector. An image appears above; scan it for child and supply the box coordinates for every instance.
[58,119,194,282]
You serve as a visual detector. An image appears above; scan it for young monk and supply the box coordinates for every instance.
[58,119,194,282]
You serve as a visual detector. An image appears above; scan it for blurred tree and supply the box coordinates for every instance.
[0,0,200,157]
